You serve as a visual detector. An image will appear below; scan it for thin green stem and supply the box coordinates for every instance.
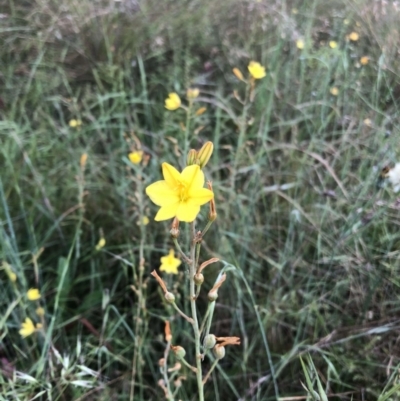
[202,358,219,385]
[162,340,174,401]
[189,222,204,401]
[172,302,194,324]
[173,238,191,265]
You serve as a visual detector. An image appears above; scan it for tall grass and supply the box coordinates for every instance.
[1,0,400,399]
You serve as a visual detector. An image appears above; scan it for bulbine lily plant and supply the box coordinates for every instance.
[145,141,240,400]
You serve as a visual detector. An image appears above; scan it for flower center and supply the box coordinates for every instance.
[176,179,189,202]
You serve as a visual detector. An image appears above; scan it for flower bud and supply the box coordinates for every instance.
[208,290,218,302]
[213,344,225,360]
[194,273,204,285]
[197,141,213,168]
[170,217,180,238]
[203,334,216,349]
[186,88,200,100]
[232,67,244,81]
[186,149,198,166]
[171,345,186,359]
[165,292,176,303]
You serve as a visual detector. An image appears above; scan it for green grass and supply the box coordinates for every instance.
[2,0,400,399]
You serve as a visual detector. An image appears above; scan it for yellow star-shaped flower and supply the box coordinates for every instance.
[27,288,41,301]
[19,318,36,338]
[248,61,266,79]
[160,249,182,274]
[165,93,181,110]
[145,163,214,222]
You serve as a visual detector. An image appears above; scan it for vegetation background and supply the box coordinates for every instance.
[2,0,400,399]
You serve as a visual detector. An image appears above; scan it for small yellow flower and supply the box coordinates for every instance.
[330,87,339,96]
[8,271,17,282]
[27,288,41,301]
[95,237,106,251]
[141,216,150,226]
[186,88,200,100]
[360,56,369,65]
[19,318,36,338]
[329,41,338,49]
[348,32,359,41]
[160,249,181,274]
[128,151,143,164]
[248,61,266,79]
[296,39,305,50]
[165,93,181,111]
[36,307,45,317]
[195,107,207,116]
[364,118,372,127]
[69,119,82,128]
[145,163,214,222]
[232,68,244,81]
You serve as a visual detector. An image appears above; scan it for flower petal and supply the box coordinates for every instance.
[187,188,214,206]
[155,203,180,221]
[162,163,181,188]
[181,165,204,190]
[176,203,200,222]
[146,181,179,206]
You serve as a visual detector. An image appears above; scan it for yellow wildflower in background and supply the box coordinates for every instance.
[27,288,41,301]
[129,151,143,164]
[248,61,266,79]
[141,216,150,225]
[160,249,181,274]
[187,88,200,99]
[296,39,305,50]
[360,56,369,65]
[95,237,106,251]
[165,93,181,110]
[330,87,339,96]
[348,32,359,41]
[329,41,338,49]
[69,119,82,128]
[19,318,42,338]
[145,163,214,222]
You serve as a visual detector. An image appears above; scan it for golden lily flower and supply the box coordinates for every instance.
[19,318,37,338]
[248,61,266,79]
[165,93,181,110]
[129,151,143,164]
[145,163,214,222]
[160,249,182,274]
[27,288,41,301]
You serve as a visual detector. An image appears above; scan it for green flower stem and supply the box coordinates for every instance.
[183,103,192,162]
[190,222,204,401]
[179,356,198,373]
[172,302,194,324]
[199,302,212,336]
[172,238,191,265]
[162,340,174,401]
[202,358,219,385]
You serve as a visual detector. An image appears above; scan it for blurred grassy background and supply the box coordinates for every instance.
[2,0,400,399]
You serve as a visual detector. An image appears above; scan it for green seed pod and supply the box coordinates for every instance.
[194,273,204,285]
[213,345,225,360]
[208,290,218,302]
[203,334,216,349]
[172,346,186,359]
[165,292,175,304]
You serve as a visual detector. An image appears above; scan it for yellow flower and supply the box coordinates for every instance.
[8,271,17,282]
[141,216,150,225]
[165,93,181,110]
[69,119,82,128]
[248,61,266,79]
[36,307,45,317]
[19,318,36,338]
[27,288,41,301]
[296,39,305,50]
[329,41,338,49]
[129,151,143,164]
[160,249,181,274]
[145,163,214,222]
[95,237,106,251]
[360,56,369,65]
[186,88,200,99]
[348,32,359,41]
[330,87,339,96]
